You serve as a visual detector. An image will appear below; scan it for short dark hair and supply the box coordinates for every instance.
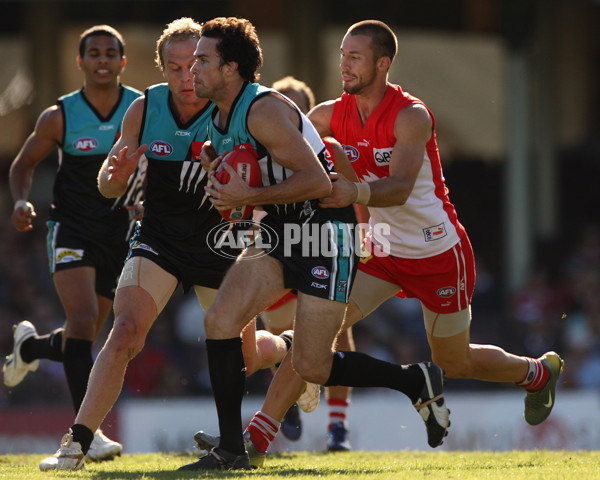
[79,25,125,58]
[201,17,262,83]
[347,20,397,62]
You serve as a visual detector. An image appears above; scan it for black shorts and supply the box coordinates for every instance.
[127,226,236,292]
[46,220,128,299]
[261,205,359,303]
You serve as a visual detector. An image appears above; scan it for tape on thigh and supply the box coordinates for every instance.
[117,256,177,314]
[350,270,401,318]
[194,285,219,311]
[422,304,472,337]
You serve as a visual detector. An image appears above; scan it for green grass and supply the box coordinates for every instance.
[2,451,600,480]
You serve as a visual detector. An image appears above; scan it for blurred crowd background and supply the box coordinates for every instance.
[1,0,599,407]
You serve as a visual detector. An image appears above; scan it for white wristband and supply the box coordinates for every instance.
[14,199,29,211]
[354,182,371,205]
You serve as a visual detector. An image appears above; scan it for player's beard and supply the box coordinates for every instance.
[342,70,376,95]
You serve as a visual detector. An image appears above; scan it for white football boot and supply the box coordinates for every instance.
[39,430,85,471]
[86,429,123,461]
[297,381,320,413]
[3,320,39,387]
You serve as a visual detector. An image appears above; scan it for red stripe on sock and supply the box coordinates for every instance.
[327,398,349,407]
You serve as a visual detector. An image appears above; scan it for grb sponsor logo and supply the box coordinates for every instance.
[343,145,360,162]
[175,131,191,136]
[149,141,173,156]
[55,248,84,264]
[206,220,278,260]
[311,282,327,289]
[437,286,456,298]
[74,138,98,152]
[373,147,393,165]
[311,266,329,279]
[99,124,115,131]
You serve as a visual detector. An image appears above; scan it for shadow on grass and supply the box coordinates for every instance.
[85,452,384,479]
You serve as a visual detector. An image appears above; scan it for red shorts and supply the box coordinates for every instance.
[358,237,475,314]
[265,291,298,311]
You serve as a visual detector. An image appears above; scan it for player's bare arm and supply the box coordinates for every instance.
[207,95,331,209]
[98,97,147,198]
[320,104,431,209]
[9,106,62,232]
[307,100,336,138]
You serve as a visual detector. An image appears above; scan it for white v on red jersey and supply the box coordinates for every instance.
[330,83,467,259]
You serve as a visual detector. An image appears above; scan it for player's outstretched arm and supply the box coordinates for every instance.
[98,97,147,198]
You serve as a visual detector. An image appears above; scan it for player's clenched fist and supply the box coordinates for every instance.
[11,200,37,232]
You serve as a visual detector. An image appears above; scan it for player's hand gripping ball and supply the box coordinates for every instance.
[214,149,262,221]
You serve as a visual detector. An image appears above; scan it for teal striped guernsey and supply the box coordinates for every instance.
[53,85,142,240]
[137,83,227,253]
[208,82,329,218]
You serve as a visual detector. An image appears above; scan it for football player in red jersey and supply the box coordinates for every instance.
[312,18,563,428]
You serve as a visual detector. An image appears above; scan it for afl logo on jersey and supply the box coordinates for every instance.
[74,137,98,152]
[311,266,330,279]
[149,141,173,156]
[343,145,360,162]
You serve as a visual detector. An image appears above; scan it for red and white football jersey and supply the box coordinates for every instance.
[330,83,467,259]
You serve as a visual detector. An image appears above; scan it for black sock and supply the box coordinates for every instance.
[324,351,425,403]
[63,338,93,413]
[20,328,64,363]
[71,423,95,454]
[206,337,246,455]
[278,331,293,351]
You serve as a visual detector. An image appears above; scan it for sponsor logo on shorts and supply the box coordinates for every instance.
[373,147,393,165]
[437,286,456,298]
[131,241,158,255]
[311,266,329,279]
[423,223,447,242]
[311,282,327,289]
[55,248,84,264]
[73,137,98,152]
[149,141,173,156]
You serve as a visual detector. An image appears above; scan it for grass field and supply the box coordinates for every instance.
[1,451,600,480]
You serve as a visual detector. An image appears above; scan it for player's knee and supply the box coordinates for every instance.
[64,308,99,339]
[255,332,284,368]
[293,355,328,384]
[108,316,146,360]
